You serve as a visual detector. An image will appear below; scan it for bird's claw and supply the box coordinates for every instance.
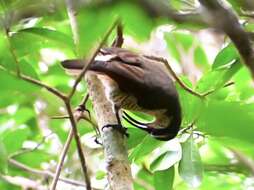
[102,124,129,137]
[94,137,103,145]
[75,104,91,120]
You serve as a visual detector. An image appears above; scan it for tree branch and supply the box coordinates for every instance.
[86,72,133,190]
[139,0,206,27]
[198,0,254,77]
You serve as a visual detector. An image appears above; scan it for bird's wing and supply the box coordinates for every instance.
[89,59,145,87]
[101,47,143,66]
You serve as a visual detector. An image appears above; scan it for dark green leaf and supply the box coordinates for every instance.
[154,167,175,190]
[179,134,203,187]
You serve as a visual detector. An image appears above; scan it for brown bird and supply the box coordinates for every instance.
[61,47,181,141]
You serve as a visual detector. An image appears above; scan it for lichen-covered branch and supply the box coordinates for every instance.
[86,72,133,190]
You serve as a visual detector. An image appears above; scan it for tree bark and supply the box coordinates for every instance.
[86,72,133,190]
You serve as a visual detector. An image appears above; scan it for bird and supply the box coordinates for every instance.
[61,47,182,141]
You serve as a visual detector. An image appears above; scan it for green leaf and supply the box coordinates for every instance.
[2,126,30,154]
[77,8,116,56]
[0,69,39,94]
[150,140,182,172]
[96,170,106,180]
[18,27,74,48]
[114,2,154,41]
[194,46,209,71]
[19,59,39,79]
[129,136,162,162]
[179,134,203,188]
[154,167,175,190]
[173,32,194,52]
[14,107,35,125]
[0,139,8,174]
[165,33,181,62]
[212,44,239,70]
[0,32,17,71]
[0,69,40,93]
[196,59,241,95]
[16,150,55,168]
[197,100,254,144]
[126,128,147,150]
[214,59,242,89]
[10,27,74,58]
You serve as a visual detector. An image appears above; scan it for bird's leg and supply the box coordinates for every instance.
[102,105,129,137]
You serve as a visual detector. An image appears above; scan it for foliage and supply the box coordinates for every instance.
[0,0,254,189]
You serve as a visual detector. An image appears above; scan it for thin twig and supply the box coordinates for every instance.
[8,159,87,187]
[144,55,204,98]
[20,74,67,100]
[145,55,235,98]
[202,81,235,97]
[64,102,91,190]
[51,113,98,132]
[65,0,80,55]
[68,18,120,99]
[50,129,74,190]
[230,148,254,176]
[9,132,53,159]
